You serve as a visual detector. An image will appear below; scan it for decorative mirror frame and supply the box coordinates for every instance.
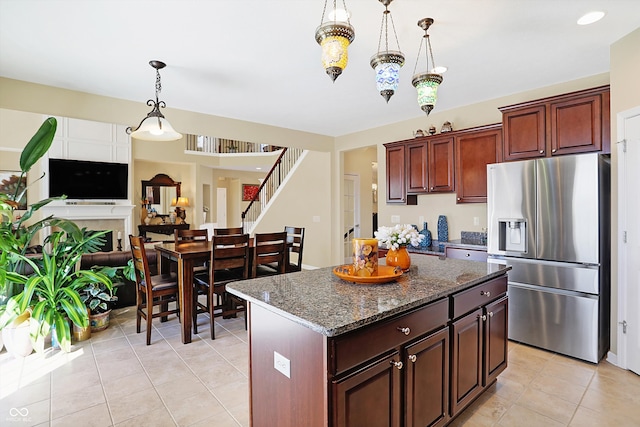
[141,173,181,220]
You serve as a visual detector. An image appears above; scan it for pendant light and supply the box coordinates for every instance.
[315,0,355,82]
[370,0,404,103]
[126,60,183,141]
[411,18,443,115]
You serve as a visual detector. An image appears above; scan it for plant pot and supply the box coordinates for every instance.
[2,311,33,358]
[385,246,411,272]
[73,309,92,341]
[90,310,111,332]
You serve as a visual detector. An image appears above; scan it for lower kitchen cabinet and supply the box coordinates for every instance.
[450,278,508,417]
[405,327,450,427]
[333,352,402,427]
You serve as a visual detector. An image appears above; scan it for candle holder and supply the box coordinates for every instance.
[117,239,123,252]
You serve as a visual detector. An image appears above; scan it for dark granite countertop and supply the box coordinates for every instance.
[227,256,510,338]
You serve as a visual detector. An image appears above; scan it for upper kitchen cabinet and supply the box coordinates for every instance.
[406,136,454,195]
[500,85,610,161]
[384,142,417,205]
[455,125,502,204]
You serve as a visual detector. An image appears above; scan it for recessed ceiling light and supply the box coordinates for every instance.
[432,66,448,74]
[577,11,605,25]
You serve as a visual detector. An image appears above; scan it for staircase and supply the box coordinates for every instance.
[241,147,304,232]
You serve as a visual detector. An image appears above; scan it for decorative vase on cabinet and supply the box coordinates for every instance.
[419,222,432,248]
[385,246,411,272]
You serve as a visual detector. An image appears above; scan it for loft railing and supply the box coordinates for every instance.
[242,147,304,232]
[185,134,283,154]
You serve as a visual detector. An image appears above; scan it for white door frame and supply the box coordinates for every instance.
[615,105,640,372]
[343,174,361,262]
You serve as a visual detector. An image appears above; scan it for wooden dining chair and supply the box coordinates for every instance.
[193,233,251,339]
[175,228,209,272]
[213,227,244,236]
[261,226,305,273]
[129,235,180,345]
[253,231,288,278]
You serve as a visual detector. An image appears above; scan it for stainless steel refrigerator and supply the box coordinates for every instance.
[487,153,610,363]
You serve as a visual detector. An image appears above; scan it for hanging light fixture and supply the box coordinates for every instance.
[370,0,404,103]
[411,18,443,115]
[126,60,183,141]
[315,0,355,82]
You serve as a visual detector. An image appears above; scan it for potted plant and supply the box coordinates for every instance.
[1,227,114,352]
[81,270,119,332]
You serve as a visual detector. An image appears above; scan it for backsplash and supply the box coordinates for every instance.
[461,231,487,246]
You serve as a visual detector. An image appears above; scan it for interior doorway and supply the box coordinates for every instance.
[343,174,360,263]
[617,105,640,375]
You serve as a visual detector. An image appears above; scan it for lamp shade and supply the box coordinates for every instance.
[315,21,355,82]
[172,197,190,208]
[411,72,443,115]
[129,116,183,141]
[370,51,405,102]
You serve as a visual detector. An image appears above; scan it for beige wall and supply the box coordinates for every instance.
[609,27,640,356]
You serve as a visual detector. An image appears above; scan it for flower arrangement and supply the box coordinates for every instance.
[374,224,424,250]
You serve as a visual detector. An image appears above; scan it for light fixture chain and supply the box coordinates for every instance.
[377,10,386,52]
[341,0,351,25]
[427,35,436,71]
[155,69,162,100]
[412,37,425,75]
[389,9,401,52]
[320,0,328,24]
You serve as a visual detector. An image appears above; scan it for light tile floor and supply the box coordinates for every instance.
[1,306,639,426]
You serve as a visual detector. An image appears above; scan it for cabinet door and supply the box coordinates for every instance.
[450,308,483,417]
[428,136,455,193]
[502,105,546,160]
[484,296,508,385]
[405,327,450,427]
[406,140,429,194]
[333,352,402,427]
[455,127,502,203]
[550,94,602,156]
[386,144,407,204]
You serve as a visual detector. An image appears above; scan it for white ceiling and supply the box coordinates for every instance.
[0,0,638,137]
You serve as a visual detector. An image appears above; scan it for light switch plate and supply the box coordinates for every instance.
[391,215,400,223]
[274,351,290,378]
[312,215,321,223]
[473,216,480,226]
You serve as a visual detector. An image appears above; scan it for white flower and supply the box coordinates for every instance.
[374,224,424,250]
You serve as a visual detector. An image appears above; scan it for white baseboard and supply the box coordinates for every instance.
[606,351,620,367]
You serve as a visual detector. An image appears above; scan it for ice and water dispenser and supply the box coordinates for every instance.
[497,219,527,252]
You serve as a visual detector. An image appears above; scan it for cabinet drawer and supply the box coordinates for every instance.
[451,276,507,319]
[331,298,449,375]
[445,247,488,262]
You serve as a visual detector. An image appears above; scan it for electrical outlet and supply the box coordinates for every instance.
[312,216,320,223]
[473,217,480,226]
[274,351,290,378]
[391,215,400,223]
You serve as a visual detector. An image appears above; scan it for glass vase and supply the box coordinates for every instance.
[385,246,411,272]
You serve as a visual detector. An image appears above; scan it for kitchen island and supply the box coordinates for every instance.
[227,255,511,427]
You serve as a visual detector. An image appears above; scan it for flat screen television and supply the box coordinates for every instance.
[48,158,129,200]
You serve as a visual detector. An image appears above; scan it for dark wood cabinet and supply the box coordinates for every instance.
[445,246,488,262]
[384,142,417,205]
[500,85,610,161]
[450,277,508,418]
[428,136,455,193]
[454,125,502,203]
[404,327,450,427]
[406,140,429,194]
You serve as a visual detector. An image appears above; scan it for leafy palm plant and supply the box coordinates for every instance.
[0,226,113,352]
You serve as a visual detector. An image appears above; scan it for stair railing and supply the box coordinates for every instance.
[241,147,303,232]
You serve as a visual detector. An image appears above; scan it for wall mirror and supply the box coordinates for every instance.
[141,173,181,216]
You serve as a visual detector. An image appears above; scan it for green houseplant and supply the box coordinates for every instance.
[0,117,115,353]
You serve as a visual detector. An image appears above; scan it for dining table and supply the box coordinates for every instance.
[155,240,212,344]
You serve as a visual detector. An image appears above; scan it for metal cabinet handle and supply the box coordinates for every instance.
[457,197,461,201]
[539,150,544,154]
[408,354,417,363]
[465,253,471,257]
[488,311,494,317]
[480,314,487,321]
[430,187,435,190]
[552,149,557,153]
[390,360,404,370]
[397,327,411,335]
[480,291,491,297]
